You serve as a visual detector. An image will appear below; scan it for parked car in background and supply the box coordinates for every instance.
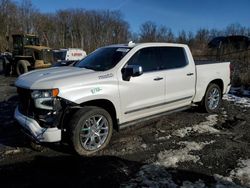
[53,48,87,66]
[0,52,12,75]
[2,34,53,76]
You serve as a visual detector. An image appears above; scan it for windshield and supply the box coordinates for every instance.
[23,36,40,46]
[75,47,131,71]
[53,51,67,61]
[43,49,53,64]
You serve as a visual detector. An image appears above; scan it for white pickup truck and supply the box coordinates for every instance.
[14,42,231,155]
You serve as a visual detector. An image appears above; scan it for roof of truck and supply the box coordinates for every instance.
[24,45,50,51]
[12,34,37,37]
[107,42,188,49]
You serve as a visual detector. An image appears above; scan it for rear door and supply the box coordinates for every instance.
[159,47,195,107]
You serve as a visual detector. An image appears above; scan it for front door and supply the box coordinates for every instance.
[118,47,166,123]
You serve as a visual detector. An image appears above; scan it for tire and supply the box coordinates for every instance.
[200,83,222,113]
[16,60,28,76]
[69,106,113,156]
[0,58,4,74]
[30,140,45,152]
[4,61,11,76]
[0,57,12,76]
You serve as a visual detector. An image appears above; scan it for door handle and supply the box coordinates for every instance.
[187,73,194,76]
[154,77,163,81]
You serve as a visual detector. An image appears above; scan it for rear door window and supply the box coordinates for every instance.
[159,47,188,70]
[127,47,161,72]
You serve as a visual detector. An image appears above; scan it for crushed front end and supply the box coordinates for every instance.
[14,87,63,142]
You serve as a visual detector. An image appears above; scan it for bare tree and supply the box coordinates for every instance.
[139,21,157,42]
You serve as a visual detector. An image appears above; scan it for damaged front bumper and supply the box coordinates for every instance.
[14,106,62,142]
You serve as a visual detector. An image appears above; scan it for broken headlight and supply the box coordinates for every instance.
[31,89,59,110]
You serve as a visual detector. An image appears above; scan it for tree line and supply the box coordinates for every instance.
[0,0,250,55]
[0,0,129,52]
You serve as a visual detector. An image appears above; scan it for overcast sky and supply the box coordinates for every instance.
[26,0,250,34]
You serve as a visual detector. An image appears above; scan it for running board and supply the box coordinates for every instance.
[118,105,191,130]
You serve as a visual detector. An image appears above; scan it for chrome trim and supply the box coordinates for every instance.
[79,115,109,151]
[14,107,61,142]
[124,95,193,114]
[120,105,191,130]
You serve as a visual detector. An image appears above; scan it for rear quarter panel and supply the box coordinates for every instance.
[193,62,230,103]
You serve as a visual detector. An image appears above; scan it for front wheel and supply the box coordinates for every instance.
[16,60,28,76]
[200,83,222,113]
[69,106,113,156]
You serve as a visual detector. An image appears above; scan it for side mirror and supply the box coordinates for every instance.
[122,65,143,81]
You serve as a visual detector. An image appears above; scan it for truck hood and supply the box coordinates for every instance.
[15,67,95,89]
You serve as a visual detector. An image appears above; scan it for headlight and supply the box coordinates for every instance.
[31,89,59,99]
[31,89,59,110]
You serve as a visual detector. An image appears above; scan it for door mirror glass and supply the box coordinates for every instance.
[122,65,143,81]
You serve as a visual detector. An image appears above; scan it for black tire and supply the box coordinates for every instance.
[16,60,28,76]
[0,57,9,75]
[4,61,11,76]
[200,83,222,113]
[30,140,45,152]
[0,58,3,74]
[69,106,113,156]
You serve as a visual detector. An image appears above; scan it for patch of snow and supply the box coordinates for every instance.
[229,87,241,95]
[214,174,243,188]
[214,174,233,183]
[157,129,166,133]
[242,90,250,96]
[222,110,228,118]
[229,159,250,187]
[229,87,250,97]
[223,94,250,108]
[4,148,21,155]
[121,164,208,188]
[181,180,206,188]
[173,115,219,138]
[121,164,178,187]
[141,144,147,149]
[156,141,215,168]
[122,164,243,188]
[156,135,172,141]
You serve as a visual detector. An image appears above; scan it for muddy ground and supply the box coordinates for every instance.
[0,74,250,187]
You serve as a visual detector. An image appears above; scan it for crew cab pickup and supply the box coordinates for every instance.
[14,42,231,155]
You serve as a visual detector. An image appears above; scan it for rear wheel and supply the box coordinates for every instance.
[69,106,113,156]
[30,140,45,152]
[200,83,222,113]
[16,60,28,76]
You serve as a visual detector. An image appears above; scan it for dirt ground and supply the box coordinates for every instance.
[0,74,250,188]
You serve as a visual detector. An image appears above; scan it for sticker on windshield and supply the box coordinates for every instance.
[116,48,130,53]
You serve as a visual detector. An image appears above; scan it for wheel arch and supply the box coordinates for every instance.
[199,79,223,113]
[78,99,118,131]
[208,79,224,96]
[18,59,31,66]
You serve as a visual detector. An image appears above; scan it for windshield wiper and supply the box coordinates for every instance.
[81,65,97,71]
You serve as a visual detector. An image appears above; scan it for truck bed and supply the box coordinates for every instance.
[195,60,221,65]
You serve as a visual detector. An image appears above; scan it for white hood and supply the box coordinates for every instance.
[15,67,95,89]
